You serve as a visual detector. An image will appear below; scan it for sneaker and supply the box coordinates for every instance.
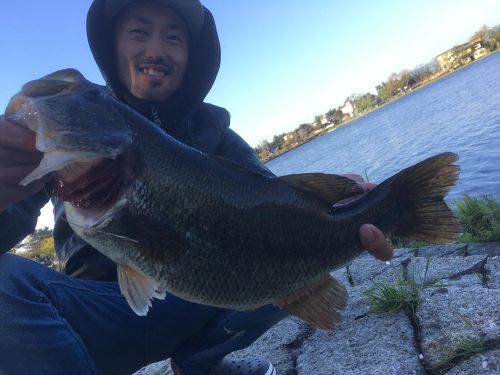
[207,358,276,375]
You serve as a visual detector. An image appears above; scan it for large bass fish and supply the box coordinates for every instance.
[5,69,461,330]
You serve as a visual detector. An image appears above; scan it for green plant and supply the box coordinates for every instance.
[449,313,490,358]
[429,336,495,374]
[427,310,498,373]
[364,277,417,313]
[450,337,490,359]
[390,238,433,249]
[456,194,500,243]
[363,258,436,319]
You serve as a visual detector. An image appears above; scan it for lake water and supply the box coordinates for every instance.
[266,52,500,205]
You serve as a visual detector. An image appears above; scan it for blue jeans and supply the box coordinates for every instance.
[0,254,287,375]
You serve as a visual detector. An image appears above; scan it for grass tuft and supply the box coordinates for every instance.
[451,337,491,358]
[363,258,437,319]
[390,238,433,249]
[457,194,500,243]
[429,336,497,374]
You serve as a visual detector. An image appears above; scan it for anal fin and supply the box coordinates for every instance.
[117,264,166,316]
[277,275,348,330]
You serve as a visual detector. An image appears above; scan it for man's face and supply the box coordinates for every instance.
[114,1,189,102]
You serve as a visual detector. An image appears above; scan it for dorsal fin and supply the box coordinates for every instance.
[214,155,273,178]
[278,173,364,205]
[213,155,364,205]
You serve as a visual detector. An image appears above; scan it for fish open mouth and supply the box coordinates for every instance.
[54,157,125,210]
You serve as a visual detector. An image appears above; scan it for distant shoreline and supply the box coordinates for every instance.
[264,50,499,164]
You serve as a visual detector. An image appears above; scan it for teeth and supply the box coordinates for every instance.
[142,68,165,77]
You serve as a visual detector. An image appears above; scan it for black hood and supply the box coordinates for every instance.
[86,0,221,121]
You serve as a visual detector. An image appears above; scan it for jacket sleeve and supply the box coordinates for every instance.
[216,128,276,178]
[0,187,51,255]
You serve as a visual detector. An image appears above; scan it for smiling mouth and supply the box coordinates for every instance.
[140,67,168,77]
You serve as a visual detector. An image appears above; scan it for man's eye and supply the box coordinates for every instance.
[130,29,147,36]
[167,35,183,44]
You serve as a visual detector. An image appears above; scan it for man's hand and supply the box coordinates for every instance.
[341,173,394,262]
[0,115,47,211]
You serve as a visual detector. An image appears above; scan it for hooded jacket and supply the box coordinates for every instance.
[0,0,273,281]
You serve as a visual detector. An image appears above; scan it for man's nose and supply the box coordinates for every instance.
[144,34,166,60]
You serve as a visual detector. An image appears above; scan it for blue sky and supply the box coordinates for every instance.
[2,1,499,230]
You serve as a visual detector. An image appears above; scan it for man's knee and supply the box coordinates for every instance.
[0,253,51,295]
[0,252,35,275]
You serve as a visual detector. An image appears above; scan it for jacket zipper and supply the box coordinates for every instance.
[151,106,195,145]
[151,105,162,127]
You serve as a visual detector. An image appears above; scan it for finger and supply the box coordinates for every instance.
[359,182,377,193]
[0,179,48,209]
[0,146,43,167]
[334,182,377,205]
[342,174,365,184]
[0,165,42,185]
[359,224,394,261]
[0,117,37,151]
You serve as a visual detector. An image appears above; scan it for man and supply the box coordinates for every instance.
[0,1,393,374]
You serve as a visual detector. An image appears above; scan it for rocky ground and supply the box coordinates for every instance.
[135,242,500,375]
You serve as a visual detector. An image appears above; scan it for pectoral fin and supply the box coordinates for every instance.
[117,264,166,316]
[277,275,348,330]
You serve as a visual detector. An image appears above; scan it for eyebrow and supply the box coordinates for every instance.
[130,16,151,24]
[129,16,185,30]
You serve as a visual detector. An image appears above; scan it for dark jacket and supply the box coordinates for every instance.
[0,0,272,281]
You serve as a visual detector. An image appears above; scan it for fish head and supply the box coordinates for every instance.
[5,68,135,216]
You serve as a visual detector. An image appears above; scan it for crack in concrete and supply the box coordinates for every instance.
[464,243,470,257]
[345,265,355,287]
[481,256,490,288]
[285,325,314,375]
[400,253,493,374]
[399,259,432,375]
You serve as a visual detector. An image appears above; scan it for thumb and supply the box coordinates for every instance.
[359,224,393,261]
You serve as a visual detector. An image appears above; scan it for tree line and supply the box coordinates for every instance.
[255,24,500,161]
[13,227,58,268]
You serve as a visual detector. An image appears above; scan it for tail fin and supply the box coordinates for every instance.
[383,152,461,243]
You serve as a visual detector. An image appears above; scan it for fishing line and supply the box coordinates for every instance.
[60,215,140,244]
